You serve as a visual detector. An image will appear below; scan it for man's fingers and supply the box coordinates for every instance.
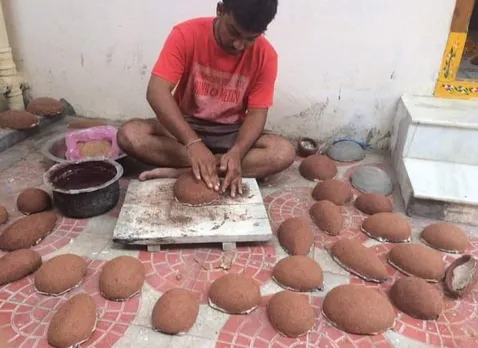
[207,162,220,191]
[192,162,201,181]
[238,177,243,195]
[199,163,213,189]
[219,155,228,172]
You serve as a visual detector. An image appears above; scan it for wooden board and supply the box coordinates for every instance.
[112,178,273,249]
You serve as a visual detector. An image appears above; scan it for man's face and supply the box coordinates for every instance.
[215,3,263,55]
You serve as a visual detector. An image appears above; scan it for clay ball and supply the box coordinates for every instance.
[299,155,337,181]
[355,193,393,215]
[309,200,343,236]
[388,243,445,282]
[0,205,8,225]
[0,211,57,251]
[208,273,261,314]
[445,255,478,298]
[174,172,219,206]
[35,254,88,295]
[0,110,38,130]
[267,291,315,338]
[272,256,324,292]
[323,284,395,335]
[152,288,199,335]
[390,277,443,320]
[330,239,388,283]
[361,212,411,242]
[17,188,52,215]
[0,249,42,285]
[277,217,314,256]
[421,222,469,253]
[27,97,63,116]
[99,256,145,300]
[47,293,97,348]
[311,179,353,205]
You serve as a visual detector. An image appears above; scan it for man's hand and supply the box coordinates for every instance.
[187,141,220,191]
[220,148,242,197]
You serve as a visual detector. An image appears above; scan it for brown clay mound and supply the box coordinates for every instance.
[312,179,353,205]
[309,200,343,236]
[445,255,478,298]
[208,273,260,314]
[78,140,112,158]
[361,212,411,242]
[323,284,395,335]
[99,256,145,300]
[47,293,97,348]
[421,222,469,253]
[0,212,57,251]
[0,249,42,285]
[174,172,219,206]
[267,291,315,338]
[35,254,87,295]
[330,239,388,282]
[152,288,199,335]
[27,97,63,116]
[17,188,52,215]
[299,155,337,181]
[272,256,324,292]
[390,277,443,320]
[277,217,314,255]
[388,243,445,282]
[355,193,393,215]
[68,119,106,129]
[0,205,8,225]
[0,110,38,129]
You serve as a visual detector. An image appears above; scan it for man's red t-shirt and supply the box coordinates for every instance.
[152,17,278,125]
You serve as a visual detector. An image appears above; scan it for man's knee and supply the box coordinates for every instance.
[264,135,296,171]
[117,119,146,152]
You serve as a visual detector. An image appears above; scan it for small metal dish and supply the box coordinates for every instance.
[298,137,318,157]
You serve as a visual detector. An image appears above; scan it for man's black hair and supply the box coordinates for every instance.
[222,0,278,33]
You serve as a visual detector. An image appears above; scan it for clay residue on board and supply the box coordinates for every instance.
[218,183,253,203]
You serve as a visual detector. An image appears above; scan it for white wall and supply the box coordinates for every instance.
[2,0,456,148]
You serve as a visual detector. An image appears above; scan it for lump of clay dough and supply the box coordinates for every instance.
[355,193,393,215]
[99,256,145,300]
[47,293,97,348]
[0,211,57,251]
[350,166,393,196]
[299,154,337,181]
[326,140,365,162]
[421,222,469,253]
[35,254,87,295]
[445,255,478,298]
[0,110,38,129]
[267,291,315,338]
[152,288,199,335]
[330,239,388,283]
[277,217,314,255]
[0,205,8,225]
[311,179,353,205]
[272,255,323,292]
[78,140,112,158]
[26,97,63,116]
[309,200,343,236]
[208,273,260,314]
[0,249,42,285]
[389,277,443,320]
[68,119,106,129]
[322,284,395,335]
[361,212,411,243]
[17,188,52,215]
[388,243,445,282]
[174,172,219,206]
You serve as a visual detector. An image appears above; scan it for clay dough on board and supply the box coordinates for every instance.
[27,97,63,116]
[350,166,393,196]
[277,217,314,256]
[99,256,145,301]
[309,200,343,236]
[272,255,324,292]
[17,188,52,215]
[0,249,42,286]
[0,110,38,130]
[267,291,315,338]
[326,140,365,162]
[354,193,393,215]
[361,212,411,243]
[299,154,338,181]
[208,273,261,314]
[389,277,443,320]
[174,172,219,206]
[322,284,395,335]
[47,293,97,348]
[421,222,469,253]
[0,205,8,225]
[311,179,353,205]
[444,255,478,298]
[152,288,200,335]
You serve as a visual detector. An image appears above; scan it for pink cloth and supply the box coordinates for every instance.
[65,125,122,160]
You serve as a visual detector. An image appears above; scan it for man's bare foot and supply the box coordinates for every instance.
[138,167,191,181]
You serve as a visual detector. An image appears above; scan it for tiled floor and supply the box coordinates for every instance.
[0,120,477,347]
